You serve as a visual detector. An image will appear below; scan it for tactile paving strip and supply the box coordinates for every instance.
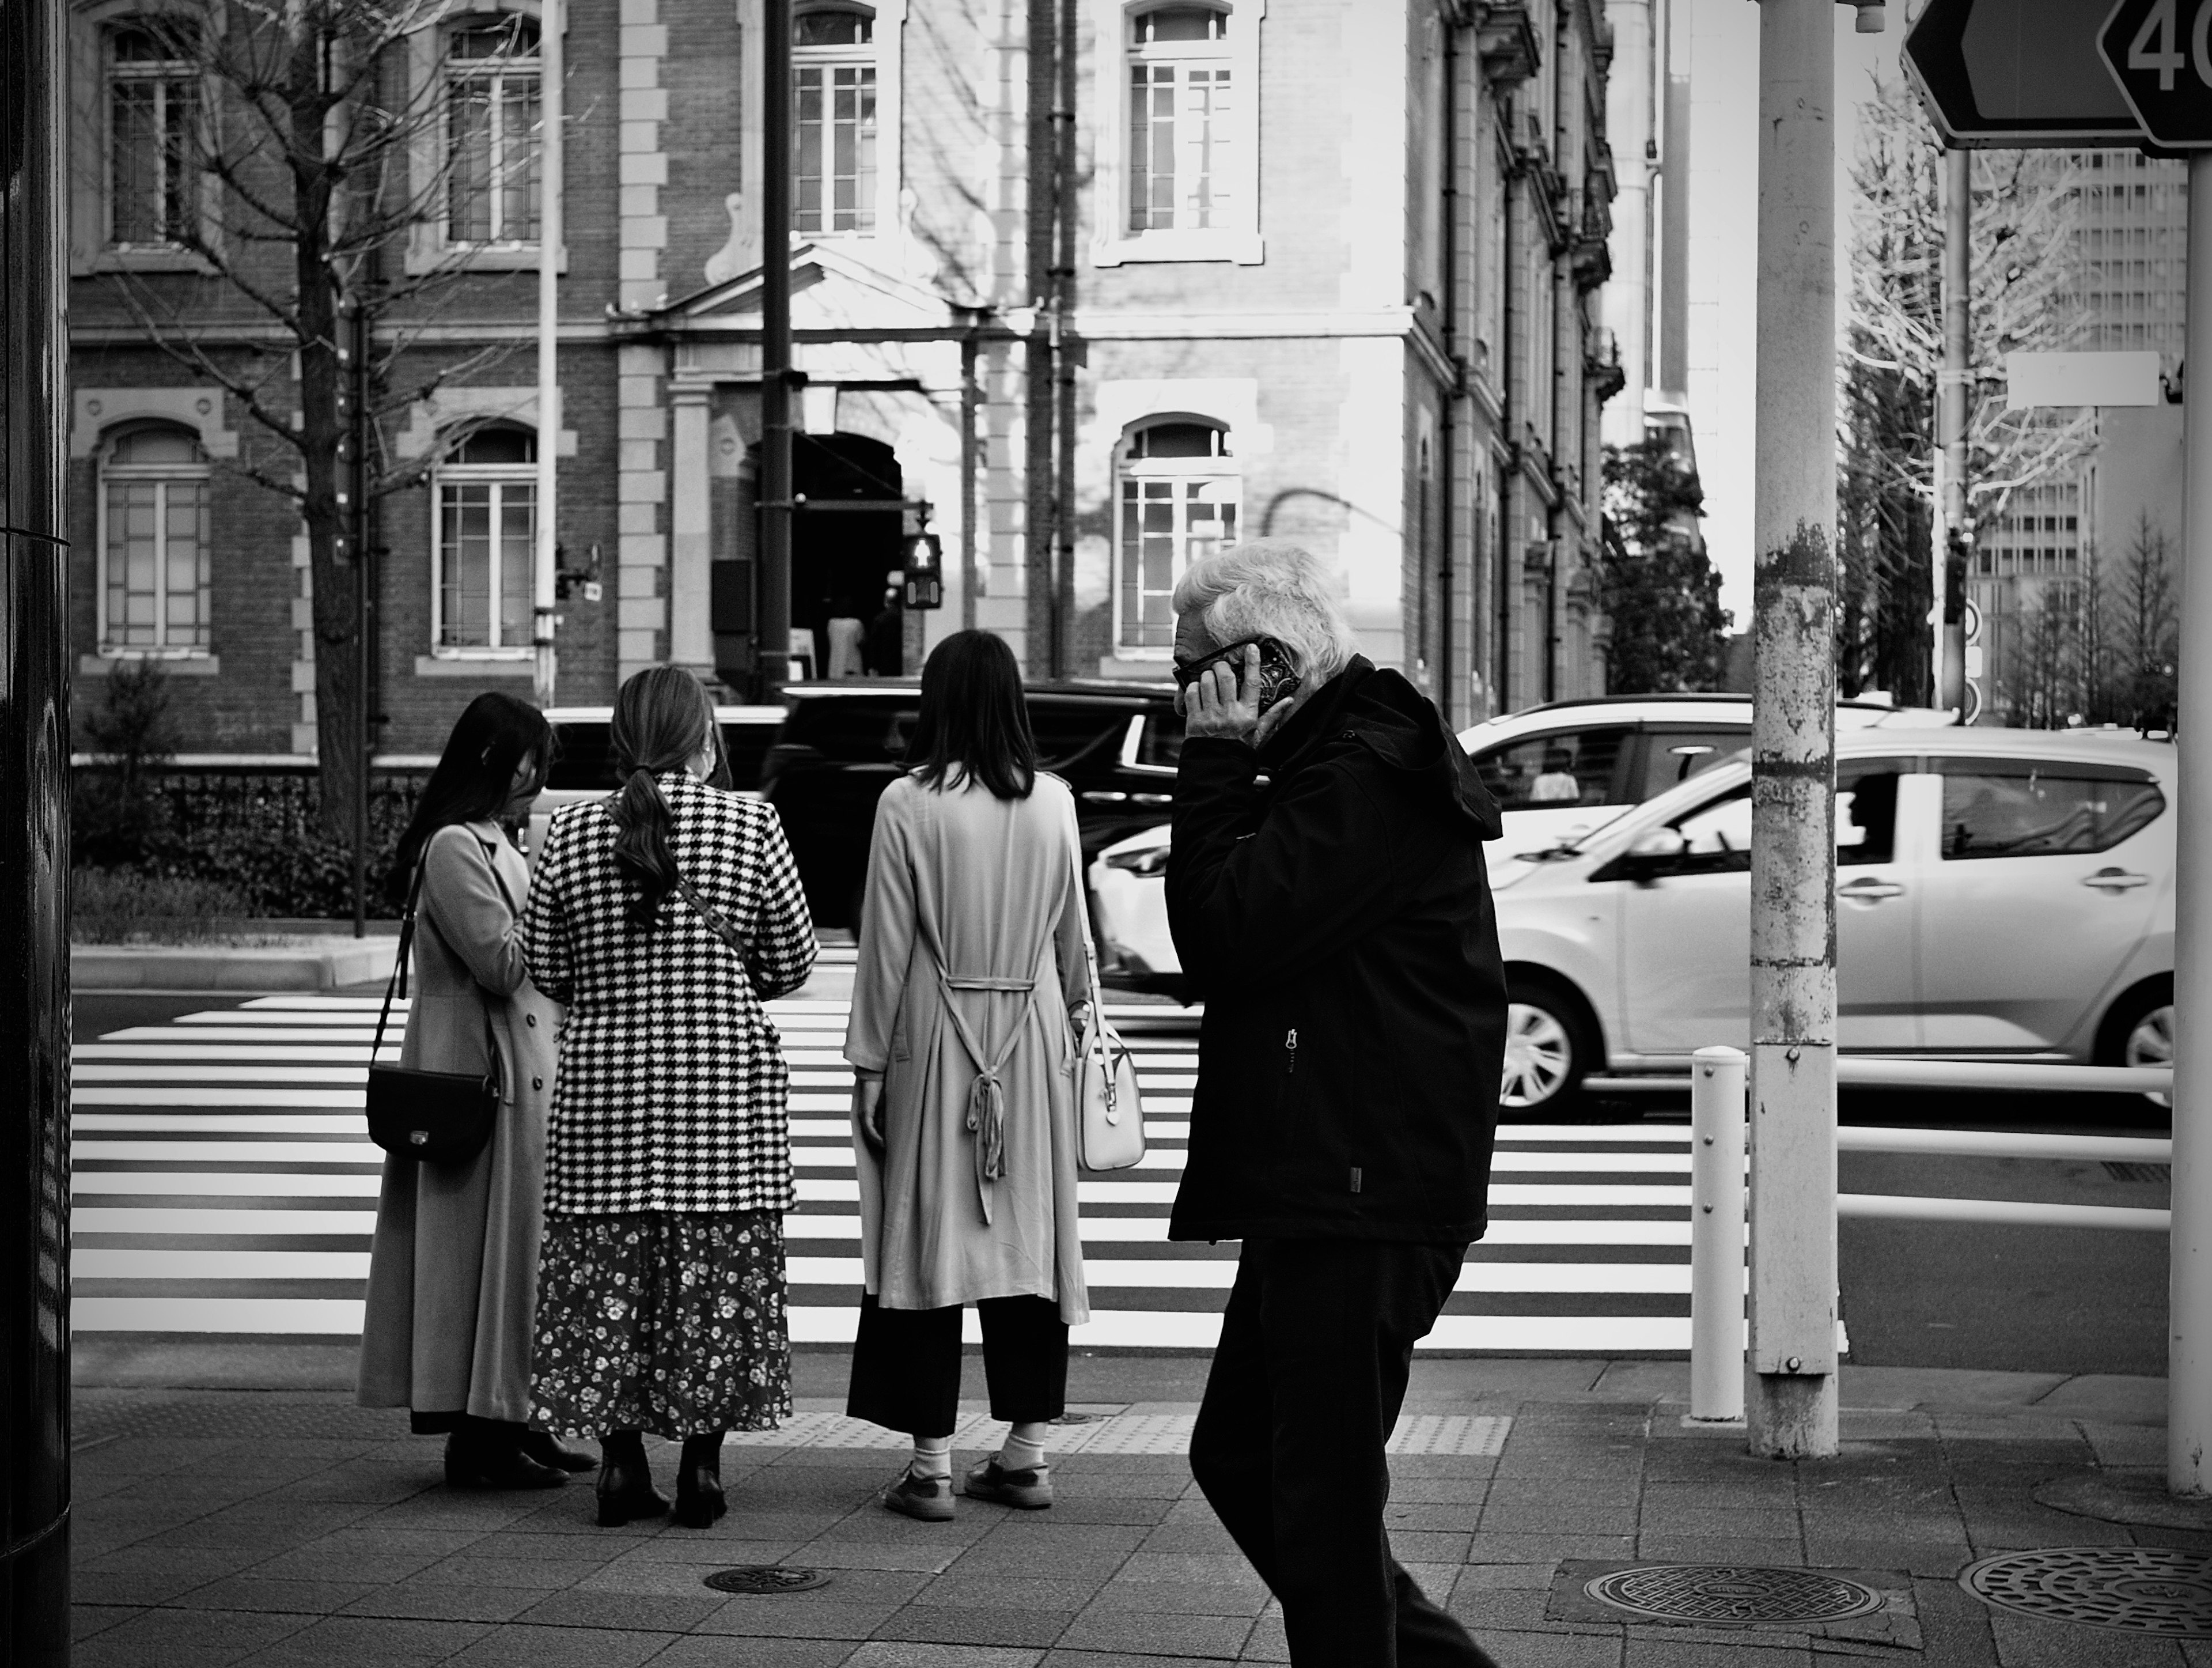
[726,1411,1510,1456]
[1961,1547,2212,1637]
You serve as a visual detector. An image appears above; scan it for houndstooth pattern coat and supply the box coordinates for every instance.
[522,770,817,1216]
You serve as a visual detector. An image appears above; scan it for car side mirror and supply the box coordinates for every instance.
[1592,826,1690,885]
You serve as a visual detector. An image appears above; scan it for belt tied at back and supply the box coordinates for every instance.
[936,955,1049,1225]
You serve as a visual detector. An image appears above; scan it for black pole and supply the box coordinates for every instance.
[1024,0,1055,677]
[350,293,370,937]
[760,0,793,700]
[1051,0,1076,683]
[0,0,74,1659]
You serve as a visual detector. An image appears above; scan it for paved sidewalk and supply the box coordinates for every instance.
[66,1351,2207,1667]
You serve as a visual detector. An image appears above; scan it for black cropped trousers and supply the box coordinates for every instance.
[846,1291,1068,1437]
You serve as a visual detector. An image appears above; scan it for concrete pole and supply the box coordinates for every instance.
[1690,1046,1748,1423]
[1937,147,1969,714]
[2169,153,2212,1497]
[532,0,562,706]
[1747,0,1840,1461]
[759,0,794,698]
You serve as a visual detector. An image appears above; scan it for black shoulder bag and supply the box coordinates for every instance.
[365,846,507,1164]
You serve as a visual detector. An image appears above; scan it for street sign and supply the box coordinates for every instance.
[1906,0,2147,146]
[2100,0,2212,146]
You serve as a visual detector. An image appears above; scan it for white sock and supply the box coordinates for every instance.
[1002,1421,1050,1473]
[910,1435,952,1480]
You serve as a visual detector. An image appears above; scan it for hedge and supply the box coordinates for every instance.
[73,767,429,920]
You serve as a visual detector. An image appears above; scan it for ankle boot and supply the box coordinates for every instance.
[446,1419,566,1491]
[520,1428,597,1473]
[596,1429,669,1527]
[673,1432,727,1529]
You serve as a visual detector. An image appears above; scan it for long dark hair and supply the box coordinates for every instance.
[609,665,718,927]
[386,693,554,905]
[904,630,1036,800]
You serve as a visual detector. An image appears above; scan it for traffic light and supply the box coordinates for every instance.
[902,529,943,611]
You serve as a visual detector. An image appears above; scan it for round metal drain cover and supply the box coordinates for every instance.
[1584,1564,1885,1626]
[702,1566,830,1595]
[1961,1546,2212,1636]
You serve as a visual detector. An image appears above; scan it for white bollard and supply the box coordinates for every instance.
[1691,1045,1748,1423]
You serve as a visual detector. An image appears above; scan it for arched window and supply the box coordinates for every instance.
[433,426,536,654]
[445,14,541,245]
[1126,3,1230,234]
[99,423,212,655]
[793,3,877,234]
[1115,418,1238,653]
[106,17,198,248]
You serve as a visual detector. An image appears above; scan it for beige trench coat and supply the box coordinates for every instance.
[358,820,564,1424]
[844,773,1092,1325]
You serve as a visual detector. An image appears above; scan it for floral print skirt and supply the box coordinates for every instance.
[531,1209,791,1440]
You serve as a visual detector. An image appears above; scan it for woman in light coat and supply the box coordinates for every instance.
[359,692,592,1488]
[524,666,817,1530]
[846,629,1093,1521]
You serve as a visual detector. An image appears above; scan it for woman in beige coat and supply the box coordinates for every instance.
[846,630,1092,1521]
[359,693,592,1488]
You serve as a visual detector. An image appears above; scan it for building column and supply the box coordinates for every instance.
[669,386,714,674]
[618,345,669,682]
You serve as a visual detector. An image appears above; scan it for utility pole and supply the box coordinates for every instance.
[1937,147,1969,713]
[2171,151,2212,1496]
[1052,0,1077,681]
[1024,0,1057,678]
[533,0,563,708]
[760,0,794,698]
[1747,0,1840,1461]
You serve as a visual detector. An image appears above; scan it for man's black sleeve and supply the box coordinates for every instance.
[1166,735,1406,988]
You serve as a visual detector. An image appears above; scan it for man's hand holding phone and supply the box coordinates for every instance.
[1180,641,1300,749]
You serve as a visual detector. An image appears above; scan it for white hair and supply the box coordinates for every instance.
[1171,541,1359,683]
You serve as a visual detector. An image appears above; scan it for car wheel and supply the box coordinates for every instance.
[2097,979,2173,1110]
[1500,979,1593,1116]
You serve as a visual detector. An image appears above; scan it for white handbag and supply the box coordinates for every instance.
[1073,844,1147,1172]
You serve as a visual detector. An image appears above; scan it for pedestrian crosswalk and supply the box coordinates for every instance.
[71,980,1702,1352]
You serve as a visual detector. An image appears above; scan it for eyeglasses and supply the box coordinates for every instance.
[1171,636,1267,691]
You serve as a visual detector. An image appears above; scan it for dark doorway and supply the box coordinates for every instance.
[789,433,904,678]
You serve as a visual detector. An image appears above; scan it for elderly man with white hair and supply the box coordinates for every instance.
[1165,541,1508,1668]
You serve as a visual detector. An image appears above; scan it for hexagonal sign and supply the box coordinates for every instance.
[2101,0,2212,146]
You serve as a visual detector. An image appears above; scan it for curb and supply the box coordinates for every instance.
[73,936,400,992]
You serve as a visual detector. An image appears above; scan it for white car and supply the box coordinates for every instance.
[1493,727,2175,1112]
[523,703,785,863]
[1086,694,1950,990]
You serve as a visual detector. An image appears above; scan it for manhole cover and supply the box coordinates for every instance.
[1962,1547,2212,1636]
[1585,1564,1885,1625]
[702,1567,830,1595]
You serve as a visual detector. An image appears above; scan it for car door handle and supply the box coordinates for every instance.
[1082,790,1128,803]
[2083,868,2151,892]
[1836,878,1904,902]
[1129,792,1173,805]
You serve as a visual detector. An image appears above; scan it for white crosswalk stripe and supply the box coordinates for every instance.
[70,990,1700,1351]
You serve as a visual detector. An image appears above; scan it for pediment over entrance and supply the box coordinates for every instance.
[650,243,968,336]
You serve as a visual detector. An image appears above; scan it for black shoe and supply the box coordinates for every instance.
[520,1429,597,1473]
[673,1434,727,1529]
[445,1431,567,1491]
[596,1457,671,1527]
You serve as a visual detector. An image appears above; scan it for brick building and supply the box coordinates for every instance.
[66,0,1619,756]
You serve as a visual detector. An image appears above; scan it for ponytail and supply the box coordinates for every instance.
[607,665,717,930]
[610,767,679,928]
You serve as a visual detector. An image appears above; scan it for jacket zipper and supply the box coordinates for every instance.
[1285,1028,1298,1075]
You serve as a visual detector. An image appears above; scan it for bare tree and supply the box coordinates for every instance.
[82,0,540,834]
[1839,76,2094,698]
[2114,510,2180,729]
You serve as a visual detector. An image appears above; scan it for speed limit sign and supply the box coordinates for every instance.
[2103,0,2212,146]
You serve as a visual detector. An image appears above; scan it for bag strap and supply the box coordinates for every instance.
[372,859,425,1058]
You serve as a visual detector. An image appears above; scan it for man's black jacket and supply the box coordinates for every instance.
[1164,657,1509,1244]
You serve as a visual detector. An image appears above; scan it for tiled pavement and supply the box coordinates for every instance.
[65,1353,2211,1667]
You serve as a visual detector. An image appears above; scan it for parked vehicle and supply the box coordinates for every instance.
[1086,694,1952,994]
[524,704,785,859]
[760,679,1181,928]
[1492,727,2175,1113]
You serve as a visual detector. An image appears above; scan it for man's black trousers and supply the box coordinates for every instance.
[846,1292,1067,1436]
[1191,1239,1499,1668]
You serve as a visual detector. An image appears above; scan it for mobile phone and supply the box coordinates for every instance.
[1248,637,1302,716]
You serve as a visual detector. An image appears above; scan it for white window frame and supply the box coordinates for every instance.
[403,0,566,275]
[1112,417,1241,657]
[792,2,878,237]
[431,437,538,659]
[737,0,904,260]
[67,0,218,274]
[1092,0,1263,267]
[96,426,215,660]
[442,13,541,247]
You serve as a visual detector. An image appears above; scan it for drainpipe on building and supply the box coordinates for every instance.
[1439,7,1464,728]
[533,0,564,708]
[760,0,795,699]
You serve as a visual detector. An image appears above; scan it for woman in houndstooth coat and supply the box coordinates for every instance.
[522,666,816,1530]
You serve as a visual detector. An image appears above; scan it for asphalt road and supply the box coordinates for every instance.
[71,992,2173,1376]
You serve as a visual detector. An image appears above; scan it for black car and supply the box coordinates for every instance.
[761,679,1183,928]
